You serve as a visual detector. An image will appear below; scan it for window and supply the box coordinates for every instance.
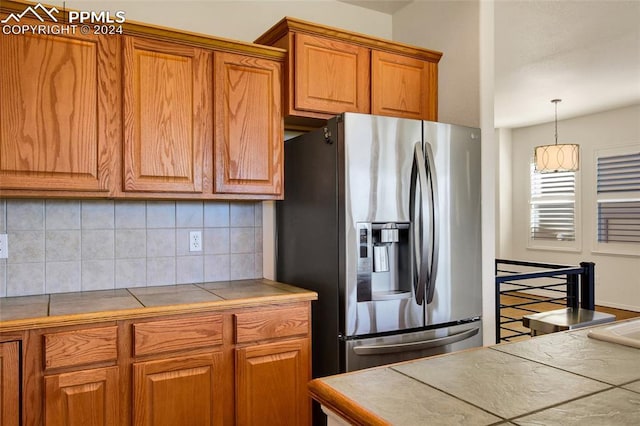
[529,162,578,249]
[595,147,640,254]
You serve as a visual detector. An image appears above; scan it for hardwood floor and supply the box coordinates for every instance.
[591,305,640,320]
[499,292,640,342]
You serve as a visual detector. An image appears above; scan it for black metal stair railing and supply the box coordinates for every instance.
[495,259,595,343]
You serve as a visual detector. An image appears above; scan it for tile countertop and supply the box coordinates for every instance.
[309,320,640,426]
[0,279,317,332]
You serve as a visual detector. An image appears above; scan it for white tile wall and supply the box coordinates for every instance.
[0,199,263,296]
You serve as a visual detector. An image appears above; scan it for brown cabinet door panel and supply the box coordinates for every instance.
[371,50,437,121]
[294,33,370,115]
[214,52,283,195]
[133,352,225,426]
[0,341,19,426]
[45,366,119,426]
[123,36,212,193]
[236,338,311,426]
[0,19,118,192]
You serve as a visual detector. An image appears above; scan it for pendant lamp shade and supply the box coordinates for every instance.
[534,99,580,173]
[534,143,580,173]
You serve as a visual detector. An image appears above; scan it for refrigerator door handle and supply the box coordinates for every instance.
[410,142,430,305]
[352,327,480,355]
[423,141,440,304]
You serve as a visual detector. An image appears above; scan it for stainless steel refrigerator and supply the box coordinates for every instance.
[276,113,482,380]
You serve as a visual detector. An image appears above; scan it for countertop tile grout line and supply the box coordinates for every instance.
[503,386,626,424]
[125,288,146,307]
[391,362,623,424]
[388,366,508,423]
[193,282,228,300]
[488,345,640,387]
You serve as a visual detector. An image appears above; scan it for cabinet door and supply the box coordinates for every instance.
[123,36,212,193]
[0,19,118,193]
[214,52,283,195]
[236,338,310,426]
[0,342,19,426]
[371,50,438,121]
[294,33,370,115]
[133,352,225,426]
[44,366,119,426]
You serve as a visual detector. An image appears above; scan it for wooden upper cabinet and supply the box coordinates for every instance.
[294,33,370,115]
[0,18,119,195]
[1,2,285,200]
[255,17,442,127]
[214,52,283,195]
[372,50,438,121]
[123,36,212,194]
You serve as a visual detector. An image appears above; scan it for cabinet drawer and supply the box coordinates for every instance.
[133,315,223,357]
[44,326,118,369]
[235,305,309,344]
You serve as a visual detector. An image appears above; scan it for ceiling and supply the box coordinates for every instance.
[495,1,640,128]
[341,0,640,129]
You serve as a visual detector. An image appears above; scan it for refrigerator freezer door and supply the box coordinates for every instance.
[341,113,424,336]
[423,122,482,325]
[345,321,482,372]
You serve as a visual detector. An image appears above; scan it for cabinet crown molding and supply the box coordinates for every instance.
[255,16,443,63]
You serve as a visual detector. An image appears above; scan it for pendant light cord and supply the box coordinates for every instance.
[552,98,561,146]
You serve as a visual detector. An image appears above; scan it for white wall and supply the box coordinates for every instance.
[479,0,496,345]
[393,0,480,128]
[497,127,512,257]
[504,104,640,311]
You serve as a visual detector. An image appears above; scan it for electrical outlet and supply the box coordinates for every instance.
[189,231,202,252]
[0,234,7,259]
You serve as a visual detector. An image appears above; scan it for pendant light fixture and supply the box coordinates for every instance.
[534,99,579,173]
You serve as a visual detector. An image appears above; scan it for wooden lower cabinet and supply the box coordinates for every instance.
[0,341,20,426]
[44,366,119,426]
[133,352,226,426]
[236,338,311,426]
[10,300,313,426]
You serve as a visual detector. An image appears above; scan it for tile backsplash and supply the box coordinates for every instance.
[0,199,263,297]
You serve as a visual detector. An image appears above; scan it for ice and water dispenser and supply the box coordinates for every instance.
[356,222,411,302]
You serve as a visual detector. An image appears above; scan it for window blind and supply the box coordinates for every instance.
[530,165,576,241]
[597,152,640,192]
[597,151,640,244]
